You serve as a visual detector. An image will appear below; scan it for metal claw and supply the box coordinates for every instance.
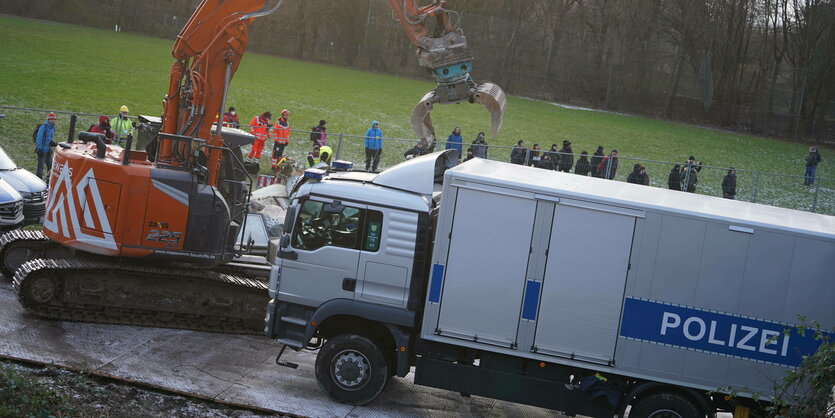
[411,90,437,142]
[411,81,506,142]
[472,82,506,139]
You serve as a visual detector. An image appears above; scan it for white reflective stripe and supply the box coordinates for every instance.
[151,179,190,207]
[43,164,117,251]
[729,225,754,234]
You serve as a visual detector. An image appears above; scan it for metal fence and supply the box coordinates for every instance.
[0,105,831,216]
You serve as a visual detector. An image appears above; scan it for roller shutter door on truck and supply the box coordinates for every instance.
[435,187,537,347]
[533,203,637,364]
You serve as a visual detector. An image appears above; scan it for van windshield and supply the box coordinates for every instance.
[0,147,17,170]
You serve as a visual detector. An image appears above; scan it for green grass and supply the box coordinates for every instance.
[0,15,831,214]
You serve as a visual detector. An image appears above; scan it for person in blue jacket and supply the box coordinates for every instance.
[364,120,383,171]
[35,113,57,179]
[445,127,463,160]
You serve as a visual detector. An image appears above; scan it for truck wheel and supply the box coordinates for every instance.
[629,392,701,418]
[315,334,389,405]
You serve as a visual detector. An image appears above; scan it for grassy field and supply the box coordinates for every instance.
[0,15,831,214]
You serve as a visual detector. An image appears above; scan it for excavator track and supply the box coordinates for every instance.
[0,229,59,279]
[12,258,269,335]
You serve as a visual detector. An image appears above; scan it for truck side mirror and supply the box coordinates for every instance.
[283,205,296,234]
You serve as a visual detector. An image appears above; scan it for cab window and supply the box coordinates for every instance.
[293,200,363,251]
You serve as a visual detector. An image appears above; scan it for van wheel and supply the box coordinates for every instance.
[315,334,388,405]
[629,392,701,418]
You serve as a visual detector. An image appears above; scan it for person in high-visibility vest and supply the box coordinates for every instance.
[247,111,271,162]
[271,109,291,170]
[306,145,333,167]
[111,105,135,146]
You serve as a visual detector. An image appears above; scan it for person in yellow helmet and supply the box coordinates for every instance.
[112,104,135,146]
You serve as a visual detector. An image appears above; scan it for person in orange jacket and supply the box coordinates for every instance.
[271,109,291,170]
[247,111,271,162]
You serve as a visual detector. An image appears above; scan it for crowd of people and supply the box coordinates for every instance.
[31,109,825,199]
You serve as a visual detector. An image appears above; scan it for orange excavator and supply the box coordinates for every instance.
[0,0,505,333]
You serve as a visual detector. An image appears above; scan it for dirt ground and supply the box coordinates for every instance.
[1,360,287,418]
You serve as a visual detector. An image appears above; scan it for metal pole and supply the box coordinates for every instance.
[524,148,530,166]
[811,180,820,212]
[67,114,77,143]
[751,171,760,203]
[334,133,344,161]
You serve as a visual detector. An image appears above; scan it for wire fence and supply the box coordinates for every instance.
[0,105,831,216]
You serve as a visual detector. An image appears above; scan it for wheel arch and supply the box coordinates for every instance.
[619,381,716,418]
[310,301,414,377]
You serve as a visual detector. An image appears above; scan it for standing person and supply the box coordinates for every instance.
[510,140,527,165]
[111,105,134,145]
[627,164,642,184]
[471,131,488,159]
[35,113,57,180]
[543,144,560,170]
[222,107,240,128]
[557,140,573,173]
[574,151,591,175]
[247,111,271,162]
[639,165,650,185]
[681,156,701,192]
[590,146,605,177]
[88,116,114,143]
[463,147,476,162]
[310,119,327,147]
[668,164,682,190]
[271,109,291,170]
[529,144,544,167]
[364,120,383,171]
[722,167,737,199]
[598,149,619,180]
[682,163,698,193]
[445,127,463,160]
[804,146,822,185]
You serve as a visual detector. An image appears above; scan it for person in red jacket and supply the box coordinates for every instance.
[247,111,271,162]
[271,109,291,170]
[88,116,115,144]
[222,106,240,129]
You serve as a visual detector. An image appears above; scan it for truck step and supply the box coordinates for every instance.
[277,338,304,350]
[280,316,308,326]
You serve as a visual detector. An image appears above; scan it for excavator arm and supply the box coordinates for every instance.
[159,0,505,187]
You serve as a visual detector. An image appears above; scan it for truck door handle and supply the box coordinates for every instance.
[279,249,298,260]
[342,278,356,291]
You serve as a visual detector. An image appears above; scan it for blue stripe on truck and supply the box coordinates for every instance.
[521,280,541,321]
[428,264,444,304]
[619,297,828,368]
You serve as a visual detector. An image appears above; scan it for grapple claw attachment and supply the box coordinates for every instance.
[411,81,506,142]
[472,81,506,139]
[411,90,437,142]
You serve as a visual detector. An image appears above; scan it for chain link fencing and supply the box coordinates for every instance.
[0,105,831,216]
